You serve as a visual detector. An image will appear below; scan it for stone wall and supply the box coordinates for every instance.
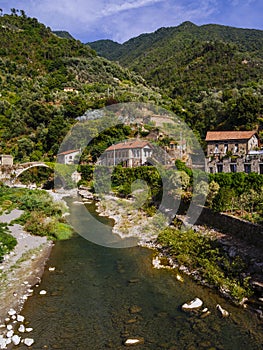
[194,206,263,247]
[207,141,246,156]
[205,156,263,174]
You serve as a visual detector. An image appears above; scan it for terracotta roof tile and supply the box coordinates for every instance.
[106,140,151,151]
[205,131,257,141]
[57,149,79,155]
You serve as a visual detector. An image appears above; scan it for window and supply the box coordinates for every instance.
[214,144,219,153]
[230,164,237,173]
[209,167,213,173]
[224,143,228,153]
[234,144,238,153]
[217,164,223,173]
[244,164,251,174]
[260,164,263,174]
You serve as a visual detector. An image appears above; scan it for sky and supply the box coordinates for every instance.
[0,0,262,43]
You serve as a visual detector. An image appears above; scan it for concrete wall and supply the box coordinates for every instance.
[194,206,263,247]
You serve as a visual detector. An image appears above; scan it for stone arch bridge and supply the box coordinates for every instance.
[0,162,52,184]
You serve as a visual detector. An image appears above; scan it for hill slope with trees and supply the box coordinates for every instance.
[89,22,263,139]
[0,11,161,162]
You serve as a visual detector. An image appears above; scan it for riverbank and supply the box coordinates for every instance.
[95,195,163,243]
[0,209,53,327]
[79,189,263,319]
[0,188,75,345]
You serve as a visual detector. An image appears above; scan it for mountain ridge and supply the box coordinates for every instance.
[88,21,263,138]
[88,21,263,61]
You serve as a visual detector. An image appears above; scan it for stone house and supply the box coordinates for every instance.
[0,154,13,166]
[206,131,259,156]
[205,131,263,174]
[57,149,80,165]
[100,140,153,167]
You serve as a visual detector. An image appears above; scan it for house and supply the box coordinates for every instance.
[57,149,80,164]
[0,154,13,166]
[205,131,263,174]
[205,131,259,156]
[101,139,153,167]
[63,87,78,93]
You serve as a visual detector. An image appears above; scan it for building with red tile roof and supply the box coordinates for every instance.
[101,139,153,167]
[205,130,262,174]
[57,149,80,164]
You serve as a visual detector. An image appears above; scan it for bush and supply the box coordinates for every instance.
[0,224,17,262]
[157,227,252,302]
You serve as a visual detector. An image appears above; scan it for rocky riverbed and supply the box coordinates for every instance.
[78,188,263,320]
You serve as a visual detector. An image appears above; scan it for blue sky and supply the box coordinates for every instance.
[0,0,262,43]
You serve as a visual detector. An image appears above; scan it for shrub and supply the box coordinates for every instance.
[0,224,17,262]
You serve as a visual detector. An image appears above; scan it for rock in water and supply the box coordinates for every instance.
[17,315,25,322]
[24,338,35,347]
[182,297,203,311]
[176,274,184,282]
[124,338,144,346]
[8,309,16,316]
[0,337,7,349]
[12,335,21,346]
[7,330,14,338]
[18,324,25,333]
[216,304,229,317]
[39,290,47,295]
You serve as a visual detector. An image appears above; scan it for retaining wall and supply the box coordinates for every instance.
[192,206,263,247]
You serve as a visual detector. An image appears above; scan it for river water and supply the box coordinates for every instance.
[17,200,262,349]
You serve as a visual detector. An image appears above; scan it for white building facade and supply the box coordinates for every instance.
[101,140,153,167]
[57,149,80,164]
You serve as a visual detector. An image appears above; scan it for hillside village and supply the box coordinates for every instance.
[0,10,262,350]
[1,128,263,175]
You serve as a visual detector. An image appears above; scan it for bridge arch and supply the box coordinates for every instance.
[12,162,52,182]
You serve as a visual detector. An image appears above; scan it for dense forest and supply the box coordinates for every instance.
[89,21,263,139]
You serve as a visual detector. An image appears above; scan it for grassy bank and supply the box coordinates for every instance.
[0,185,74,246]
[157,225,253,303]
[0,224,17,262]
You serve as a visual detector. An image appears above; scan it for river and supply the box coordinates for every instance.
[16,199,262,349]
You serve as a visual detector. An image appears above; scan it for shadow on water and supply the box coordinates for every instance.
[16,200,262,350]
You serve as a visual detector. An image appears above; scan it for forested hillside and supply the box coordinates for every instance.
[0,11,161,162]
[1,12,263,163]
[89,22,263,139]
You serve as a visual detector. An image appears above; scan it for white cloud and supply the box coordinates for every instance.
[103,0,220,42]
[101,0,165,16]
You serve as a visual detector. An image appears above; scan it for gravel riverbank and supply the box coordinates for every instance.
[0,209,53,323]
